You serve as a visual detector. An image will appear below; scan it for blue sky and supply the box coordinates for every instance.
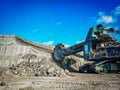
[0,0,120,46]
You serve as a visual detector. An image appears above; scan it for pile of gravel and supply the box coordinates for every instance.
[0,58,65,77]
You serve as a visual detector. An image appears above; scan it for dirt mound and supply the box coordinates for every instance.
[0,35,86,77]
[1,59,65,77]
[0,35,65,77]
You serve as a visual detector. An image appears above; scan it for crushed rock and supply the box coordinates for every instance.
[0,59,66,77]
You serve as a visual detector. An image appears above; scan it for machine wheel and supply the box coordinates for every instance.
[53,43,65,63]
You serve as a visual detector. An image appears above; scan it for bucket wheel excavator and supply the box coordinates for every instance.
[53,24,120,73]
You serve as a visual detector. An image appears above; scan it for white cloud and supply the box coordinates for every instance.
[43,41,54,46]
[96,5,120,24]
[64,44,70,47]
[114,26,120,30]
[76,40,85,44]
[97,15,114,24]
[98,11,105,16]
[113,5,120,16]
[76,41,81,44]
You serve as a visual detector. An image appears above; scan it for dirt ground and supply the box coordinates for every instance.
[0,73,120,90]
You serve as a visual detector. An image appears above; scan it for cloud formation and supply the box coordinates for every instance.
[97,15,113,24]
[43,41,54,46]
[76,40,85,44]
[113,5,120,16]
[76,41,81,44]
[64,44,70,47]
[96,5,120,24]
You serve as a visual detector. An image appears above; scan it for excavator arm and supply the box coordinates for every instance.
[53,42,84,63]
[53,27,94,63]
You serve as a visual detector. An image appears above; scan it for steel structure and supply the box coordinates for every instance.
[53,24,120,73]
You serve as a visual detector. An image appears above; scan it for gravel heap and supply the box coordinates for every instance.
[0,58,65,77]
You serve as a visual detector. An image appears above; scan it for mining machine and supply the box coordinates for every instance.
[53,24,120,73]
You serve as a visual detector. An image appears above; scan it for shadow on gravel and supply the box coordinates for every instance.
[51,53,80,73]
